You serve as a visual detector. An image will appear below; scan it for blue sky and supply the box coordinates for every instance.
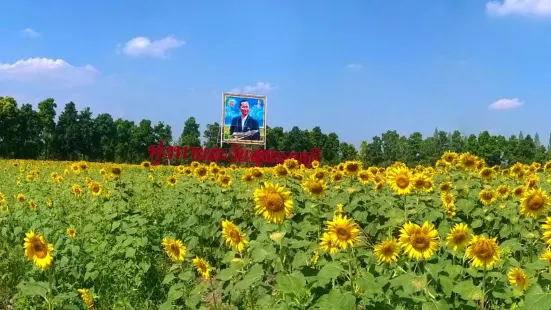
[1,0,551,148]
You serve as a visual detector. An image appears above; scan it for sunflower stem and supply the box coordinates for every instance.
[403,195,408,221]
[482,266,487,310]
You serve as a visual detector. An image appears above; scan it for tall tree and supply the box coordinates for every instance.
[179,117,201,147]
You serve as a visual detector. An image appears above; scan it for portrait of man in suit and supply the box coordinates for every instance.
[229,99,261,140]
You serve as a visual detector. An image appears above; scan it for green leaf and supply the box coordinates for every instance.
[17,280,49,298]
[422,300,450,310]
[316,261,344,286]
[523,284,551,310]
[275,272,307,295]
[234,264,264,291]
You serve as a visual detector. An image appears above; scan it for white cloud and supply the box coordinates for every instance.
[488,98,525,110]
[486,0,551,16]
[346,63,363,70]
[0,58,99,88]
[120,36,185,58]
[21,28,39,38]
[230,82,275,95]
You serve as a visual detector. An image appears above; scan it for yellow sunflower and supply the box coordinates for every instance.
[302,174,328,198]
[319,232,340,254]
[507,267,530,291]
[445,223,471,252]
[253,182,294,224]
[373,238,400,264]
[66,227,77,239]
[520,188,551,218]
[77,288,95,309]
[496,185,510,199]
[192,256,212,279]
[324,214,361,250]
[539,249,551,264]
[386,166,413,196]
[167,175,177,186]
[541,217,551,247]
[438,181,453,193]
[23,231,54,270]
[512,185,526,199]
[72,184,82,197]
[478,188,497,206]
[465,235,500,269]
[219,175,232,188]
[88,181,102,196]
[221,220,248,253]
[398,221,440,260]
[161,237,186,263]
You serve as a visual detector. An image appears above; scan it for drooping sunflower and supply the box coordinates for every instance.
[398,222,440,260]
[221,220,248,253]
[29,200,38,210]
[324,214,361,250]
[161,237,186,263]
[465,235,500,269]
[543,217,551,247]
[386,166,413,196]
[507,267,530,291]
[302,174,328,198]
[253,182,294,224]
[478,188,497,206]
[77,288,95,309]
[373,238,400,264]
[192,256,212,279]
[520,188,551,218]
[23,231,54,270]
[319,232,339,254]
[446,223,471,252]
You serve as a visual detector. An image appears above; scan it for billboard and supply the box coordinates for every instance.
[221,92,266,146]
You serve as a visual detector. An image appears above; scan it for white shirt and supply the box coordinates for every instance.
[241,115,248,130]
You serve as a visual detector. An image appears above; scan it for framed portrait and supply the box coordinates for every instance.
[221,92,267,145]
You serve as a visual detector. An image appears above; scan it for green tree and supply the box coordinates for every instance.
[179,117,201,147]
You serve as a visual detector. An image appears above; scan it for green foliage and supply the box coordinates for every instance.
[1,96,550,166]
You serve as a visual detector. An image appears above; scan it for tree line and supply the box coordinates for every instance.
[1,96,550,167]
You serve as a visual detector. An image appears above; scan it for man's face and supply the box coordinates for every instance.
[240,102,249,116]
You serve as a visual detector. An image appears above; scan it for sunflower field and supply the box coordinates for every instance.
[2,152,551,310]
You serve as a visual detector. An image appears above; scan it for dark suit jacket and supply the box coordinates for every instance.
[230,115,261,140]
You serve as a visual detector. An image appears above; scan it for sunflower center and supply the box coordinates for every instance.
[482,192,493,200]
[473,241,493,259]
[411,233,430,250]
[444,196,453,204]
[265,193,285,212]
[308,182,324,194]
[197,168,207,176]
[515,274,525,284]
[33,242,47,259]
[396,175,409,189]
[452,232,466,244]
[170,244,180,256]
[381,245,395,256]
[336,227,350,240]
[527,194,544,211]
[229,230,242,242]
[414,179,425,188]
